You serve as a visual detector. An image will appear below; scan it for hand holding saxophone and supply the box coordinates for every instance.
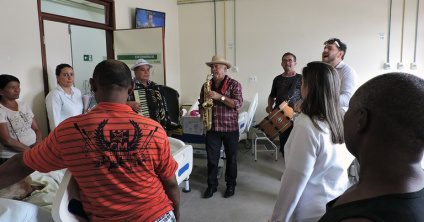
[206,91,222,100]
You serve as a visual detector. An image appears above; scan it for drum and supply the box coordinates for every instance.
[258,109,293,140]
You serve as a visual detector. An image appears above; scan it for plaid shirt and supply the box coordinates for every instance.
[199,75,243,132]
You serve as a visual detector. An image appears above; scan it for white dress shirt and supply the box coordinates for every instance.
[45,85,83,130]
[271,113,354,222]
[335,61,357,111]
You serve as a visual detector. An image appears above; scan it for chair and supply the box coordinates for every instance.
[161,85,181,129]
[251,95,279,162]
[52,170,87,222]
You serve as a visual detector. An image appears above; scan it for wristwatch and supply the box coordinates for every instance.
[221,96,226,101]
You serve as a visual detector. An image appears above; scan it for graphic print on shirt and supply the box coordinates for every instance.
[73,119,158,171]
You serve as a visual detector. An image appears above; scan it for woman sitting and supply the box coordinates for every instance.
[0,74,42,163]
[45,64,83,130]
[0,74,42,199]
[270,62,354,222]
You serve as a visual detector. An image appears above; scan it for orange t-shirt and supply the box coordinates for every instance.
[23,102,178,222]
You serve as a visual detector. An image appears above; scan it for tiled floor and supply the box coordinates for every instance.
[179,141,285,222]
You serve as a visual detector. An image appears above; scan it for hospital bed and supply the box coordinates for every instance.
[169,137,193,192]
[181,94,258,146]
[0,137,193,222]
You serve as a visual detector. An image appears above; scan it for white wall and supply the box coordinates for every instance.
[0,0,181,136]
[71,25,107,94]
[115,0,182,92]
[178,0,424,121]
[114,28,165,85]
[0,1,48,135]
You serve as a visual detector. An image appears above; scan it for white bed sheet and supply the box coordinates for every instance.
[0,198,53,222]
[0,138,192,222]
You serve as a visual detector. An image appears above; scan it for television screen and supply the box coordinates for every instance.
[135,8,165,28]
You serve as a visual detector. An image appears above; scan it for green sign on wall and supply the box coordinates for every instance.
[117,53,161,64]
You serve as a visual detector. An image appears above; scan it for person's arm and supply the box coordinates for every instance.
[209,90,236,109]
[198,85,205,114]
[153,130,180,221]
[30,118,43,145]
[209,80,243,110]
[161,175,180,222]
[0,122,30,152]
[0,153,34,189]
[127,88,142,113]
[267,77,278,112]
[126,101,141,113]
[288,75,302,108]
[339,67,357,109]
[271,118,318,222]
[266,96,275,113]
[45,91,62,129]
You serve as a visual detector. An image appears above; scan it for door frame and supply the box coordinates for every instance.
[37,0,115,96]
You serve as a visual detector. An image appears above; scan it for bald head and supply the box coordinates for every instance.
[90,59,133,103]
[93,60,132,88]
[356,73,424,139]
[347,73,424,159]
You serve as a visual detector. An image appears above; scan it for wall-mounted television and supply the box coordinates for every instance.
[135,8,165,29]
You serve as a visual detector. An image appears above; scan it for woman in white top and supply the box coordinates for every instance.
[271,62,354,222]
[0,74,42,163]
[45,64,83,130]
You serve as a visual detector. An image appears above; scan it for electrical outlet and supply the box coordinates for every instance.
[383,63,391,70]
[379,32,385,40]
[410,62,417,70]
[248,75,257,83]
[397,62,404,70]
[231,66,239,73]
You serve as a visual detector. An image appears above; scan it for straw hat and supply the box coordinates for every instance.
[131,59,153,70]
[206,55,231,69]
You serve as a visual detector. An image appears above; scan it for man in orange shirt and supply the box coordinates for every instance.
[0,60,180,222]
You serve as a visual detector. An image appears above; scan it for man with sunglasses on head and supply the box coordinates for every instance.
[322,38,357,111]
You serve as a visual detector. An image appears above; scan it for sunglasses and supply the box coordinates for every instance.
[324,39,341,49]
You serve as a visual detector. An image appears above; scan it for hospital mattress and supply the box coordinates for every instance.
[169,137,194,186]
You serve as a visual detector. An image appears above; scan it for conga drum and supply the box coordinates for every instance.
[258,107,293,140]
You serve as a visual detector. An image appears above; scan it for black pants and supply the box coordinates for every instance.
[205,130,239,188]
[0,158,8,165]
[279,125,293,157]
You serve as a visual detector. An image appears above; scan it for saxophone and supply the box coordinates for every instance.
[202,73,214,131]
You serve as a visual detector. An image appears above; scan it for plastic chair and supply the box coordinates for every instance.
[52,170,87,222]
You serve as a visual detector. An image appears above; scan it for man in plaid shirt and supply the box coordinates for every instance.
[199,55,243,199]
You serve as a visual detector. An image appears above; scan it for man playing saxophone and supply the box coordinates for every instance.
[198,55,243,199]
